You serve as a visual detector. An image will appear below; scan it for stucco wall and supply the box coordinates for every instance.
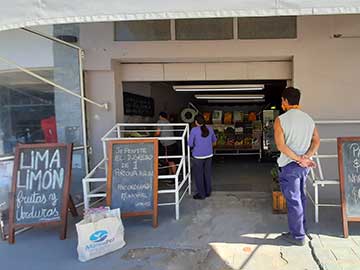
[85,70,116,165]
[80,15,360,120]
[80,15,360,204]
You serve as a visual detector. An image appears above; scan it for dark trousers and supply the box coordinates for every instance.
[193,157,212,198]
[279,162,310,240]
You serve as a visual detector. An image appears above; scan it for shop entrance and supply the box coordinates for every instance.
[122,80,286,193]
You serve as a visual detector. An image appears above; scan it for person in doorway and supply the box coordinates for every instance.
[155,112,178,175]
[274,87,320,246]
[189,114,217,200]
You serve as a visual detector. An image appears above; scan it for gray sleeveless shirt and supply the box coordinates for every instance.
[277,109,315,167]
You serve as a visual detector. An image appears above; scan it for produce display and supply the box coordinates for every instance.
[248,112,257,122]
[263,109,280,154]
[233,111,244,123]
[211,111,262,150]
[223,112,233,125]
[203,112,212,124]
[212,110,223,124]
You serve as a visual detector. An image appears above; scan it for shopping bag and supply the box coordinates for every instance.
[76,208,126,262]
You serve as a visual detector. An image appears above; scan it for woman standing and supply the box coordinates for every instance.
[189,114,217,200]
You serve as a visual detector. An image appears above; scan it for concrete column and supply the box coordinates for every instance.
[113,61,124,123]
[53,24,83,145]
[52,24,85,203]
[85,70,116,166]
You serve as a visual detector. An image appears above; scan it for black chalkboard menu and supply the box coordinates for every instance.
[123,92,155,117]
[8,143,73,244]
[337,137,360,238]
[106,139,158,228]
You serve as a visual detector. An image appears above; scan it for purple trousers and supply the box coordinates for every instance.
[279,162,310,240]
[193,157,212,198]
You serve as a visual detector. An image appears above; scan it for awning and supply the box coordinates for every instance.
[2,1,360,31]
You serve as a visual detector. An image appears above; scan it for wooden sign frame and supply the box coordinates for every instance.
[337,137,360,238]
[8,143,73,244]
[106,139,158,228]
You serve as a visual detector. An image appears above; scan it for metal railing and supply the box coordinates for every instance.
[307,120,360,223]
[82,123,191,220]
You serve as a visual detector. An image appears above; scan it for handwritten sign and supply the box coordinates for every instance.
[106,139,158,228]
[8,143,73,244]
[0,160,13,211]
[337,137,360,237]
[123,92,155,117]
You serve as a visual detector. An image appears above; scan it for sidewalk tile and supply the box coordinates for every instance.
[310,234,324,249]
[352,236,360,247]
[323,262,342,270]
[330,248,359,261]
[338,262,360,270]
[350,246,360,259]
[320,237,358,248]
[313,248,337,262]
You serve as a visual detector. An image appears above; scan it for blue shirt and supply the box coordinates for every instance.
[188,126,217,158]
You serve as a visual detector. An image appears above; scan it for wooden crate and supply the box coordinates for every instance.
[272,191,287,214]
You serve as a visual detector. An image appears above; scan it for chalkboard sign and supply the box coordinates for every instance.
[337,137,360,238]
[8,143,73,244]
[123,92,155,117]
[106,139,158,227]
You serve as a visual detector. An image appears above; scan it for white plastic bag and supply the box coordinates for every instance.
[76,208,126,262]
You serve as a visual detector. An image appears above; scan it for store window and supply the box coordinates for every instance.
[114,20,171,41]
[175,18,234,40]
[0,45,84,156]
[0,26,86,206]
[0,76,55,155]
[238,16,297,39]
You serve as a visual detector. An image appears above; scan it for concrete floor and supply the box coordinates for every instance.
[0,191,322,270]
[1,159,359,269]
[212,156,275,192]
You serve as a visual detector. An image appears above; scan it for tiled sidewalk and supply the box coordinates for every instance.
[310,234,360,270]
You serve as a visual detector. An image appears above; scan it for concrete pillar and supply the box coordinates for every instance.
[52,24,85,203]
[53,24,83,145]
[113,61,124,123]
[85,70,116,166]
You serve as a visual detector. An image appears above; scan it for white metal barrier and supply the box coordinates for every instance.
[83,123,191,220]
[307,120,360,223]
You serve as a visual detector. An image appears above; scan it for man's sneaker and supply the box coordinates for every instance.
[193,194,205,200]
[280,232,305,246]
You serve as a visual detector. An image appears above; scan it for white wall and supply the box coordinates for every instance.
[80,15,360,120]
[85,70,116,165]
[80,16,360,204]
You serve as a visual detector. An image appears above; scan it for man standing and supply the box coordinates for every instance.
[274,87,320,246]
[155,112,178,174]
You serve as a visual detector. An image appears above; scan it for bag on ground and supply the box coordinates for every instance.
[76,207,126,262]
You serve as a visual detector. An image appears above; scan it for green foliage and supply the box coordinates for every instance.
[270,166,278,179]
[271,165,281,191]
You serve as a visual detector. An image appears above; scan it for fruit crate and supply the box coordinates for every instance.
[272,191,287,214]
[271,167,287,214]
